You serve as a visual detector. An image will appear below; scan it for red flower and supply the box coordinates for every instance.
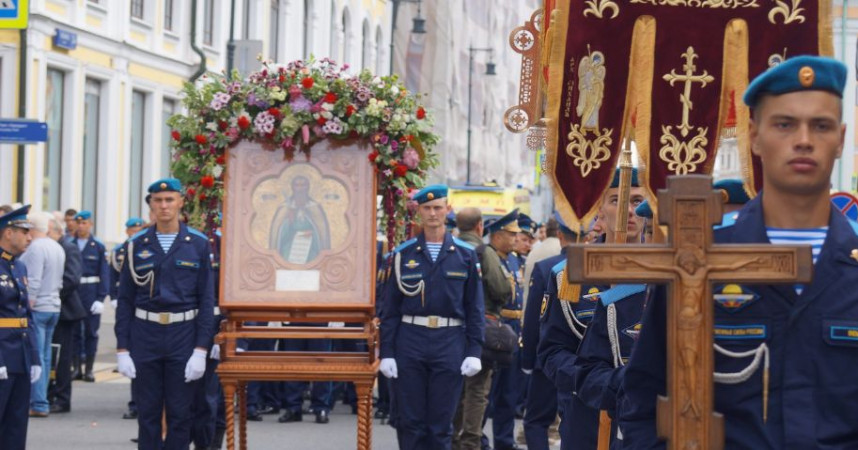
[279,74,286,83]
[301,77,314,89]
[324,92,338,104]
[215,155,226,165]
[268,107,281,119]
[416,107,426,120]
[316,116,327,126]
[345,104,356,117]
[394,164,409,177]
[368,151,379,162]
[349,130,359,138]
[195,134,208,145]
[199,194,207,201]
[218,121,228,131]
[171,130,181,141]
[200,176,215,188]
[187,187,196,197]
[237,116,250,130]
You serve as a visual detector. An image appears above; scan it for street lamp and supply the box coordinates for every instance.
[467,47,496,185]
[389,0,426,75]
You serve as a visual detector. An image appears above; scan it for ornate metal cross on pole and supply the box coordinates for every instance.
[663,47,714,138]
[565,175,812,449]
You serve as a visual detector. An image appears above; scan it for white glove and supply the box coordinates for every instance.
[522,368,533,375]
[328,322,345,328]
[90,301,104,315]
[117,351,136,379]
[184,349,207,382]
[110,299,118,309]
[461,356,482,377]
[210,344,221,360]
[0,366,6,380]
[379,358,398,379]
[30,365,42,383]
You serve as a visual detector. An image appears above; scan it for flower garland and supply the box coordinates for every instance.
[168,58,439,246]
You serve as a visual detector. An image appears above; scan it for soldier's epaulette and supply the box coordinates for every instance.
[92,237,106,248]
[714,211,738,230]
[130,229,148,242]
[112,242,124,253]
[551,259,567,276]
[599,284,647,307]
[452,237,475,251]
[394,238,417,253]
[847,218,858,236]
[187,227,209,241]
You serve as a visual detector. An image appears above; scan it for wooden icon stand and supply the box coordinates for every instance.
[215,140,380,450]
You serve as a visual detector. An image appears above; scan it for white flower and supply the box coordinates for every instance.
[206,122,218,131]
[390,86,400,96]
[212,165,224,178]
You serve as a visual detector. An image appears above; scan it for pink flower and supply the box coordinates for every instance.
[402,147,420,169]
[225,127,240,141]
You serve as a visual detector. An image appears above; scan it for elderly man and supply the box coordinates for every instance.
[19,212,65,418]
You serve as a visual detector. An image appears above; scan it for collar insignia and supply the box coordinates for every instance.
[1,251,11,261]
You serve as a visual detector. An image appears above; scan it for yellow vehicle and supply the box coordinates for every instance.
[448,185,531,220]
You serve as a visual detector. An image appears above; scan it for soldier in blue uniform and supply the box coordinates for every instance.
[115,178,214,449]
[72,210,109,382]
[0,205,42,449]
[520,213,578,450]
[620,56,858,448]
[379,184,485,450]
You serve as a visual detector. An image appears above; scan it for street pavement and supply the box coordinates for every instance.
[27,305,540,449]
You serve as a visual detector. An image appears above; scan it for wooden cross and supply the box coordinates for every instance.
[662,47,714,138]
[565,175,812,449]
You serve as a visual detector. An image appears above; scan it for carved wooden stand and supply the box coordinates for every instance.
[216,309,379,450]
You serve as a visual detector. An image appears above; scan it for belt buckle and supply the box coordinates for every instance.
[19,318,26,328]
[427,316,439,328]
[158,312,171,325]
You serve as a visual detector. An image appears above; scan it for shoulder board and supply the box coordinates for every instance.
[92,237,106,247]
[848,218,858,237]
[551,259,567,275]
[453,237,475,251]
[714,211,738,230]
[187,227,209,241]
[383,251,393,260]
[112,243,125,252]
[215,230,222,237]
[130,229,148,242]
[599,284,647,307]
[394,238,417,253]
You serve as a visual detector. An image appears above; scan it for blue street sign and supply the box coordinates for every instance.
[53,29,77,50]
[0,119,48,144]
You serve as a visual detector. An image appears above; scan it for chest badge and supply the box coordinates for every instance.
[713,284,758,313]
[581,287,602,303]
[405,259,420,269]
[540,294,549,316]
[137,250,154,260]
[851,249,858,263]
[623,322,643,340]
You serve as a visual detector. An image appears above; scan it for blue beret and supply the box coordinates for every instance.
[713,178,751,205]
[74,210,93,221]
[413,184,448,204]
[552,211,577,237]
[517,213,537,236]
[743,55,847,108]
[148,178,183,194]
[484,208,522,236]
[635,201,653,219]
[610,167,639,189]
[125,217,145,228]
[0,204,33,230]
[445,211,456,230]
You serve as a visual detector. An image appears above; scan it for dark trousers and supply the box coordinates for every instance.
[49,319,77,409]
[523,369,558,450]
[280,337,333,413]
[192,357,220,448]
[488,348,523,449]
[0,372,31,449]
[73,312,100,358]
[394,324,465,450]
[245,336,278,415]
[376,374,391,414]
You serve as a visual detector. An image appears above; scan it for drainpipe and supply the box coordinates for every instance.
[840,0,849,190]
[190,0,207,82]
[16,28,27,202]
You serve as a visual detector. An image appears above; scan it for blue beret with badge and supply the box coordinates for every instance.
[148,178,183,194]
[713,178,751,205]
[413,184,448,204]
[743,55,847,108]
[445,211,456,230]
[635,200,653,219]
[483,208,522,236]
[74,210,93,221]
[518,213,537,237]
[0,204,33,230]
[552,211,578,238]
[610,167,640,189]
[125,217,145,228]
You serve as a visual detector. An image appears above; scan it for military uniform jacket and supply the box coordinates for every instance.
[620,195,858,449]
[379,232,485,359]
[75,236,109,306]
[0,249,39,373]
[480,244,513,318]
[521,252,565,372]
[504,253,524,323]
[109,241,127,300]
[115,224,215,350]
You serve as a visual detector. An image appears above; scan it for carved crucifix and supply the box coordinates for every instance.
[565,175,812,449]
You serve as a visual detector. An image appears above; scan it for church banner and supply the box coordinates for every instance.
[544,0,831,230]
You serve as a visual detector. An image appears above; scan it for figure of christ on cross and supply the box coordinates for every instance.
[565,175,812,449]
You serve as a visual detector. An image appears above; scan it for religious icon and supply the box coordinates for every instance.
[269,176,332,264]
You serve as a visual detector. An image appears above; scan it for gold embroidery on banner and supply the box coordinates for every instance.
[629,0,759,8]
[566,47,614,178]
[768,0,806,24]
[567,124,614,177]
[659,47,713,175]
[583,0,619,19]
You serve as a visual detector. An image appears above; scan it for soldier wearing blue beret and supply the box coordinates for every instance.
[379,184,486,449]
[635,201,654,243]
[620,56,858,447]
[71,210,109,383]
[114,178,215,449]
[0,205,42,448]
[714,178,752,214]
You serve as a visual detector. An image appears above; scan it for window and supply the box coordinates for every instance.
[44,69,65,211]
[203,0,215,46]
[164,0,174,31]
[269,0,280,59]
[161,99,176,176]
[242,0,252,39]
[82,79,101,213]
[129,90,147,218]
[329,1,337,59]
[361,19,370,70]
[130,0,144,20]
[375,26,384,74]
[341,8,351,65]
[302,0,313,59]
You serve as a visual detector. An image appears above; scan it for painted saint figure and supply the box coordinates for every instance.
[269,176,331,264]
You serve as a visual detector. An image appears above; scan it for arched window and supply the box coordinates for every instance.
[303,0,314,59]
[375,26,384,74]
[361,19,371,71]
[342,7,351,65]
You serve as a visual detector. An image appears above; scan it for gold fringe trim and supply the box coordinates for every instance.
[819,0,833,56]
[558,268,582,304]
[627,16,657,212]
[541,7,556,86]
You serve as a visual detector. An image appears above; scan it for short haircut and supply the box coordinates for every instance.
[64,208,77,218]
[544,218,559,238]
[456,207,482,233]
[0,205,12,215]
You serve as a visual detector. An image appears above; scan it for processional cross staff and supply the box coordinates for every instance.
[566,175,812,449]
